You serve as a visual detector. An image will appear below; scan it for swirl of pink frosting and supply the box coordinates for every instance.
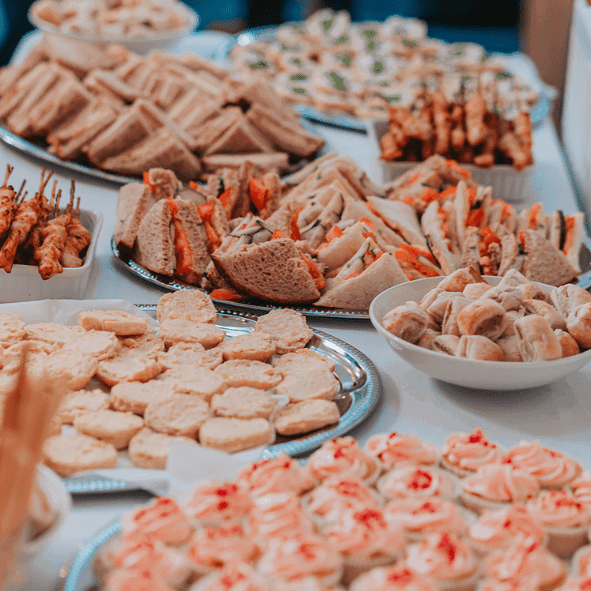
[197,562,271,591]
[183,481,252,526]
[308,437,379,482]
[461,463,539,503]
[477,575,541,591]
[364,432,438,469]
[257,534,343,582]
[405,532,478,582]
[378,466,455,500]
[274,577,344,591]
[574,546,591,576]
[383,498,467,537]
[468,505,545,551]
[122,497,194,545]
[555,576,591,591]
[324,507,405,560]
[572,472,591,506]
[236,453,316,496]
[525,490,591,529]
[306,475,379,522]
[104,568,177,591]
[247,492,315,541]
[507,441,581,487]
[187,523,259,569]
[442,428,506,472]
[349,564,438,591]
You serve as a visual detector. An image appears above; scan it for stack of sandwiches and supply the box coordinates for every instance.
[0,35,325,181]
[114,155,586,310]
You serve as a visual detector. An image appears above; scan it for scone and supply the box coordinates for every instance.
[275,365,339,402]
[199,418,274,453]
[110,381,173,415]
[58,388,111,424]
[25,323,86,345]
[96,353,162,387]
[273,348,336,373]
[211,387,275,419]
[43,433,118,476]
[158,343,223,371]
[157,290,217,325]
[144,394,210,438]
[218,332,277,362]
[74,410,144,450]
[159,319,226,349]
[128,427,198,469]
[273,400,340,436]
[42,350,99,390]
[160,366,226,402]
[118,330,165,358]
[0,311,25,346]
[64,330,121,361]
[254,309,313,353]
[214,360,283,389]
[78,310,149,336]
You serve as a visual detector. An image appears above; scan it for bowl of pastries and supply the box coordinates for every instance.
[369,267,591,390]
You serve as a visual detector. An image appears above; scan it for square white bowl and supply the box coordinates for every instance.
[0,209,102,303]
[367,118,535,202]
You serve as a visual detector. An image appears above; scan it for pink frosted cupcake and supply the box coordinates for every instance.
[476,575,542,591]
[460,463,539,514]
[349,564,439,591]
[468,504,545,554]
[364,432,439,470]
[383,498,468,541]
[572,544,591,576]
[554,576,591,590]
[190,561,271,591]
[103,568,177,591]
[236,453,316,496]
[183,480,252,526]
[121,497,194,546]
[525,490,591,558]
[274,577,345,591]
[323,507,406,583]
[257,533,343,586]
[483,535,568,591]
[405,532,480,591]
[507,441,581,489]
[571,472,591,507]
[377,465,459,502]
[308,437,382,485]
[441,428,506,478]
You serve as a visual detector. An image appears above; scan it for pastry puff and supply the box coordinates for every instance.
[496,335,523,362]
[517,282,551,303]
[463,283,493,299]
[514,315,562,361]
[416,328,441,350]
[425,291,457,324]
[456,299,506,341]
[432,335,461,356]
[498,268,529,287]
[551,284,591,318]
[566,302,591,349]
[437,266,485,292]
[441,296,472,336]
[456,335,505,361]
[522,299,566,330]
[555,329,580,357]
[481,285,523,311]
[382,301,431,344]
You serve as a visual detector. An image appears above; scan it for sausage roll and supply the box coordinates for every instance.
[416,328,441,350]
[425,291,457,325]
[419,288,444,310]
[437,266,485,292]
[551,284,591,318]
[457,299,506,341]
[566,302,591,349]
[514,315,562,362]
[499,309,525,338]
[517,282,550,303]
[442,296,472,336]
[481,285,523,311]
[463,283,493,300]
[432,335,461,356]
[382,301,431,344]
[554,329,580,358]
[522,299,566,330]
[496,335,523,362]
[456,335,505,362]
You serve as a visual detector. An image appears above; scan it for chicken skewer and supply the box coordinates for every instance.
[0,165,16,239]
[62,184,91,268]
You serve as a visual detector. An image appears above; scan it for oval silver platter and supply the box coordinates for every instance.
[62,306,382,495]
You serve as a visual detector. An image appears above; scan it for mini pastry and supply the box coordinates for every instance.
[214,359,283,390]
[364,432,439,469]
[211,387,275,420]
[551,284,591,318]
[377,465,458,501]
[566,303,591,349]
[73,410,144,450]
[496,335,524,362]
[432,335,461,356]
[456,335,504,361]
[555,329,581,357]
[463,283,493,299]
[500,309,525,337]
[199,417,274,453]
[416,328,441,350]
[425,291,457,324]
[144,393,209,438]
[128,427,198,470]
[156,290,217,325]
[159,319,226,349]
[78,310,149,336]
[517,282,551,303]
[381,301,431,344]
[441,428,505,477]
[103,569,176,591]
[273,400,341,435]
[191,560,271,591]
[218,331,277,361]
[349,564,438,591]
[438,267,485,292]
[572,544,591,576]
[456,299,506,340]
[514,315,562,361]
[441,297,472,336]
[57,388,111,424]
[255,308,313,354]
[522,299,566,330]
[498,269,530,288]
[571,471,591,506]
[183,480,252,526]
[481,285,523,311]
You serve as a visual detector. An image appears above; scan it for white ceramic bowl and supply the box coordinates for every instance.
[28,2,198,54]
[369,276,591,390]
[0,208,102,303]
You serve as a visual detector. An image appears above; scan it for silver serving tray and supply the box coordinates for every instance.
[62,306,381,494]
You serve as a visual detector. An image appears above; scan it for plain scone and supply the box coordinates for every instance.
[157,290,217,325]
[211,387,275,419]
[255,309,313,354]
[144,394,210,438]
[159,319,226,349]
[73,410,144,449]
[57,389,111,424]
[213,359,283,389]
[273,399,341,436]
[110,381,173,415]
[96,353,162,387]
[78,310,149,336]
[199,417,274,453]
[218,332,277,362]
[128,427,198,469]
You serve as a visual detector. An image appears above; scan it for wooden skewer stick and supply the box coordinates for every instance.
[17,191,28,205]
[52,189,62,219]
[75,197,81,220]
[14,180,25,203]
[2,164,13,188]
[67,181,75,215]
[48,180,57,213]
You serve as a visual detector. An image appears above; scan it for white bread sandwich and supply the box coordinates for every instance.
[548,210,584,273]
[367,196,425,245]
[134,198,174,276]
[114,182,155,250]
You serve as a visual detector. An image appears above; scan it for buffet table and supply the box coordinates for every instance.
[4,111,590,590]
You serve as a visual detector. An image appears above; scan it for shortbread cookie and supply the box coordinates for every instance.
[96,353,162,387]
[0,312,25,346]
[218,332,277,362]
[79,310,149,336]
[60,330,121,362]
[43,433,118,476]
[128,427,198,469]
[58,388,111,424]
[199,417,274,453]
[159,319,226,349]
[74,410,144,449]
[42,350,99,390]
[214,360,283,389]
[273,400,340,436]
[255,309,313,354]
[158,343,223,371]
[157,290,217,325]
[273,348,336,374]
[110,381,172,415]
[276,365,339,403]
[160,366,226,402]
[118,330,165,358]
[144,394,210,438]
[211,387,275,419]
[25,323,86,345]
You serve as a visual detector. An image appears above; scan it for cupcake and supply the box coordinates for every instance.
[274,577,346,591]
[525,490,591,558]
[349,564,439,591]
[554,576,591,590]
[323,507,406,583]
[460,463,539,514]
[236,453,316,496]
[405,532,480,591]
[190,561,271,591]
[377,465,458,502]
[441,428,506,478]
[364,432,439,470]
[483,535,568,591]
[183,480,252,526]
[572,544,591,576]
[103,568,177,591]
[507,441,581,489]
[468,504,545,554]
[571,472,591,507]
[308,437,381,484]
[476,575,542,591]
[383,498,468,541]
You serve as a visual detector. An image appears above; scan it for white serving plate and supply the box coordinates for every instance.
[367,118,535,202]
[0,208,103,303]
[369,276,591,390]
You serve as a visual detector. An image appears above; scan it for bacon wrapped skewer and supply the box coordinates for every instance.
[431,91,451,155]
[465,91,488,146]
[62,184,91,268]
[0,165,17,239]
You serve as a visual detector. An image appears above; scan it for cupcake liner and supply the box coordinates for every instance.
[544,523,589,559]
[435,567,481,591]
[341,551,400,586]
[571,543,591,576]
[459,492,516,516]
[376,466,460,502]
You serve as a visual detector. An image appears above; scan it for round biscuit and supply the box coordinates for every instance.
[128,427,198,470]
[158,343,223,371]
[198,417,274,453]
[159,319,226,349]
[74,410,144,449]
[25,323,86,345]
[144,394,210,438]
[275,366,340,403]
[219,332,277,362]
[0,312,25,347]
[160,366,226,402]
[58,389,111,424]
[254,309,313,354]
[157,291,217,325]
[96,354,162,387]
[211,387,275,419]
[213,359,283,389]
[273,348,336,374]
[110,381,174,415]
[273,400,340,436]
[78,310,149,336]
